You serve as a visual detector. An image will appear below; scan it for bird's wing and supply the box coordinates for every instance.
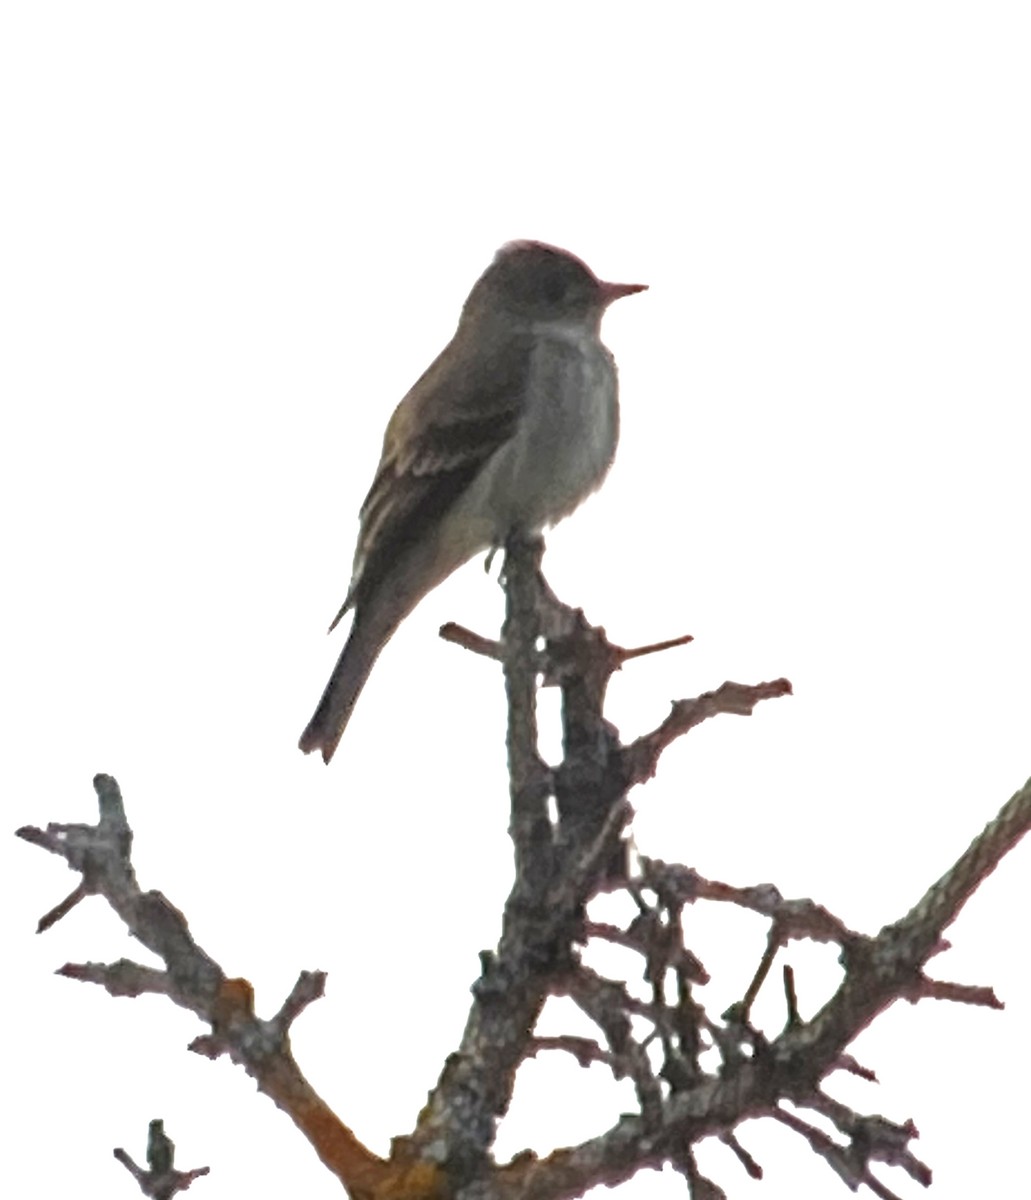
[330,333,532,626]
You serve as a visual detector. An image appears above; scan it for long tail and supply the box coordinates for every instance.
[300,531,478,763]
[298,613,393,763]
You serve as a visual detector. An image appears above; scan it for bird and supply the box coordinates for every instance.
[299,240,646,762]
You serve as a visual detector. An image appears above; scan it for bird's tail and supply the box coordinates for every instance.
[300,533,474,763]
[298,614,390,763]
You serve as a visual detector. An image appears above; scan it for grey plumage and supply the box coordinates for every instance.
[299,241,645,762]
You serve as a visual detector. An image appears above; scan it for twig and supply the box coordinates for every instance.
[621,679,793,786]
[113,1119,209,1199]
[439,622,504,661]
[17,776,387,1198]
[617,633,694,662]
[528,1036,614,1071]
[906,977,1003,1008]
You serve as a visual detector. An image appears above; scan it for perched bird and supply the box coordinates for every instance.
[299,240,646,762]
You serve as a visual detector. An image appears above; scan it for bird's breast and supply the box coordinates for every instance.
[464,327,619,538]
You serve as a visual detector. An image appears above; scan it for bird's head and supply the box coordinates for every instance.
[463,241,646,330]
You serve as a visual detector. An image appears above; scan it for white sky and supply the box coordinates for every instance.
[3,5,1029,1198]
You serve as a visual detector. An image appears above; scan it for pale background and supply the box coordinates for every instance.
[3,4,1029,1198]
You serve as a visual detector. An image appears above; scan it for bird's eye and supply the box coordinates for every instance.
[541,271,568,303]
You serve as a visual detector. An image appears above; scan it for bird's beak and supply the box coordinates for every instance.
[598,280,648,306]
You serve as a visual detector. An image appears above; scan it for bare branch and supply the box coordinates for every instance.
[718,1131,763,1181]
[438,623,693,680]
[528,1036,614,1071]
[639,859,860,946]
[895,776,1031,956]
[18,776,389,1199]
[772,1106,907,1199]
[616,633,694,663]
[272,969,328,1031]
[37,881,89,932]
[114,1119,210,1199]
[411,534,563,1183]
[806,1093,931,1187]
[18,537,1027,1200]
[59,958,171,998]
[439,621,505,662]
[621,679,793,787]
[834,1054,878,1083]
[906,977,1004,1009]
[782,964,800,1028]
[561,967,664,1124]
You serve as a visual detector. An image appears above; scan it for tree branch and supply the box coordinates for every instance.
[17,776,393,1200]
[113,1119,210,1199]
[18,543,1027,1200]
